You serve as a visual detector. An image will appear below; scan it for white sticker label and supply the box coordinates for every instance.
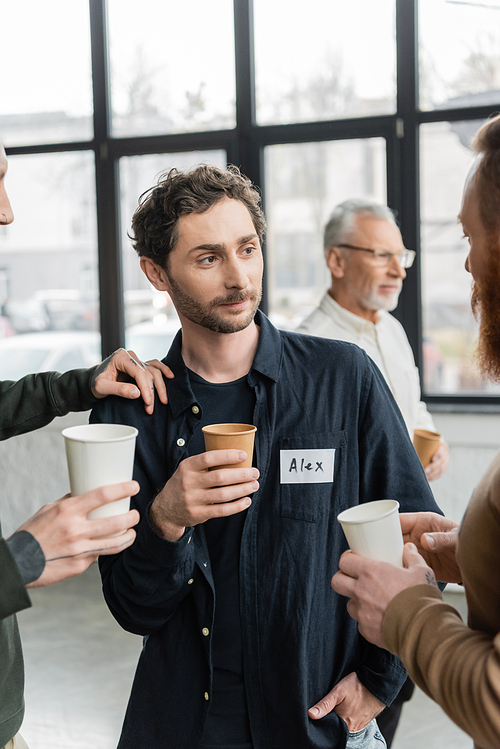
[280,449,335,484]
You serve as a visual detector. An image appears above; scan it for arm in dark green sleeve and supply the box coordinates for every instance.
[0,538,31,620]
[0,368,99,441]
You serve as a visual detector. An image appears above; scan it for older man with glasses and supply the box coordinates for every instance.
[298,198,448,485]
[297,199,449,746]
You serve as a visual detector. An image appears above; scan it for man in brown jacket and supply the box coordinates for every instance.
[331,114,500,749]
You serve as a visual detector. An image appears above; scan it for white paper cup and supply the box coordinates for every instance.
[62,424,138,525]
[337,499,404,567]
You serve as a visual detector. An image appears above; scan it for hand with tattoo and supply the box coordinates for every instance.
[13,482,141,588]
[90,348,175,414]
[331,543,439,649]
[400,512,461,583]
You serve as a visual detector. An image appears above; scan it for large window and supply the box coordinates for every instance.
[254,0,396,125]
[1,0,93,146]
[2,0,499,405]
[419,0,500,112]
[265,138,387,326]
[420,120,500,395]
[107,0,236,137]
[0,152,100,380]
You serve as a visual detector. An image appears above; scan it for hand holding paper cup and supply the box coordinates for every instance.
[62,424,138,532]
[202,423,256,470]
[413,429,442,468]
[337,500,404,567]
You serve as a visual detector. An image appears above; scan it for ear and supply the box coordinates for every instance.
[325,246,346,280]
[140,256,171,292]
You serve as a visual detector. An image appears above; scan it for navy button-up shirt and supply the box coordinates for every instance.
[92,311,441,749]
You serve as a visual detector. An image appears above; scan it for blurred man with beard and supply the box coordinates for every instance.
[91,165,443,749]
[331,114,500,749]
[470,249,500,381]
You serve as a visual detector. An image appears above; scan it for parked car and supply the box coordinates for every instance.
[6,290,98,334]
[0,331,101,381]
[124,289,173,328]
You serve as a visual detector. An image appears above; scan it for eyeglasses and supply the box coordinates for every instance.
[336,244,416,269]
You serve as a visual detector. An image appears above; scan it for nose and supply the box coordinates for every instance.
[224,255,249,290]
[388,253,406,279]
[465,254,470,274]
[0,187,14,225]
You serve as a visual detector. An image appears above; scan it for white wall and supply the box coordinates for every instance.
[0,411,89,537]
[429,411,500,523]
[1,409,499,538]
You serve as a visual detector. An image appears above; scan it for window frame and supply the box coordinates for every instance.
[4,0,500,407]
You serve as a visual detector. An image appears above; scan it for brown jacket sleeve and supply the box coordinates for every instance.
[382,584,500,749]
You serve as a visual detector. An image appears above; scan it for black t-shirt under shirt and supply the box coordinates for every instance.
[187,368,255,749]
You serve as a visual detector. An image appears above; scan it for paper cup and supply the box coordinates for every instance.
[202,423,256,470]
[62,424,138,525]
[337,499,404,567]
[413,429,441,468]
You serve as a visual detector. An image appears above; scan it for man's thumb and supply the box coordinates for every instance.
[402,542,426,569]
[421,531,455,553]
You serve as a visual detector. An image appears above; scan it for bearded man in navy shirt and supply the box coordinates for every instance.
[92,164,442,749]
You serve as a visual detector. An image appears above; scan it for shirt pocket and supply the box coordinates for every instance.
[279,431,347,522]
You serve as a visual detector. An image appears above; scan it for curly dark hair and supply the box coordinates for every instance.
[130,164,266,266]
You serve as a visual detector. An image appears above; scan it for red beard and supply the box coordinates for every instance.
[470,248,500,381]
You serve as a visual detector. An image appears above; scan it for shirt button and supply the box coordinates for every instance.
[177,438,185,447]
[192,405,200,414]
[188,578,194,585]
[202,627,209,636]
[204,692,210,701]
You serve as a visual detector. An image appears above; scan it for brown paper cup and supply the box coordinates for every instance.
[413,429,441,468]
[202,423,256,470]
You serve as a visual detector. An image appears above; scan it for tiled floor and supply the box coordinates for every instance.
[16,566,472,749]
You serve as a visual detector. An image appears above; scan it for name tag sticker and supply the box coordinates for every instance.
[280,449,335,484]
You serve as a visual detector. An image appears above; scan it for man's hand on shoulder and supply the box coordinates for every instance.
[91,348,175,414]
[308,672,384,732]
[150,450,260,542]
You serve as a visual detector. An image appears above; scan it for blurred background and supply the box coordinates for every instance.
[2,1,500,747]
[2,0,500,397]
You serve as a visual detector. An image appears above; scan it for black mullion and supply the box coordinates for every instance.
[393,0,422,373]
[6,141,95,157]
[426,395,500,408]
[418,104,500,124]
[108,131,236,160]
[89,0,124,356]
[386,127,402,218]
[232,0,268,312]
[107,115,397,160]
[233,0,259,182]
[252,115,396,146]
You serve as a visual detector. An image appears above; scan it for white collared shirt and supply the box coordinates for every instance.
[296,293,436,436]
